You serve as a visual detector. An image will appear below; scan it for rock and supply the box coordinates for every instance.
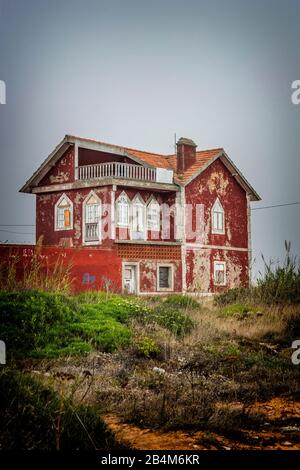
[153,366,165,375]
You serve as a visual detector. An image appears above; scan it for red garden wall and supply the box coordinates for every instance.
[0,244,122,293]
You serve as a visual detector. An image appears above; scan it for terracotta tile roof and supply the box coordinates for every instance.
[68,135,222,181]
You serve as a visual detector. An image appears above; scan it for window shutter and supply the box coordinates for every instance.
[64,209,71,227]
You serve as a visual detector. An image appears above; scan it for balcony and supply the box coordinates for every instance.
[78,162,173,184]
[85,222,99,242]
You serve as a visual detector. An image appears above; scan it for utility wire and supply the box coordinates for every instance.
[251,201,300,211]
[0,224,35,227]
[0,229,34,235]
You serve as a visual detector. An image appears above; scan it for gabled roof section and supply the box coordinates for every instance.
[168,147,260,201]
[20,135,260,201]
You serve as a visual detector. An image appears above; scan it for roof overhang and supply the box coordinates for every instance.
[182,149,261,201]
[20,135,158,194]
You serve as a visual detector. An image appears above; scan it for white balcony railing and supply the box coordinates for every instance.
[78,162,157,182]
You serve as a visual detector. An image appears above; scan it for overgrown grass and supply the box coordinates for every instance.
[0,290,196,359]
[215,242,300,306]
[0,243,74,293]
[163,294,201,310]
[0,368,119,450]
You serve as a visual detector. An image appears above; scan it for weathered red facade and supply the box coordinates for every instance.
[14,134,260,295]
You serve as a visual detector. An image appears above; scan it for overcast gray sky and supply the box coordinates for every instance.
[0,0,300,279]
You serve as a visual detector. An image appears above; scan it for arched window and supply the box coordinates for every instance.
[147,197,160,231]
[83,191,101,244]
[55,194,73,230]
[116,191,129,227]
[132,194,146,240]
[211,198,224,234]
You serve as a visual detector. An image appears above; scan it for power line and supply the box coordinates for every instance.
[0,224,35,227]
[251,201,300,211]
[0,229,34,235]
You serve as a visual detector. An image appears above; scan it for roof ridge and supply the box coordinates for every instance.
[66,134,167,158]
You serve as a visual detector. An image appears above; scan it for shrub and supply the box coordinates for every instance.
[163,294,201,310]
[0,290,79,356]
[0,291,132,358]
[135,336,161,358]
[0,368,118,450]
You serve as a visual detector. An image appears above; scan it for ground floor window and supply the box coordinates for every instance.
[213,261,226,286]
[157,264,174,291]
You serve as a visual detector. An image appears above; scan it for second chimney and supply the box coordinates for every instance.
[176,137,197,174]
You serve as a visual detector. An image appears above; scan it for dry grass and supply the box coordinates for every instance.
[0,241,74,293]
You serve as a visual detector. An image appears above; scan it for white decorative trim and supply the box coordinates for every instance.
[213,260,226,286]
[54,193,73,231]
[111,186,116,240]
[74,142,79,180]
[211,198,225,234]
[131,193,146,240]
[157,263,174,292]
[186,243,249,252]
[82,190,102,246]
[146,195,160,232]
[122,261,140,295]
[116,191,130,228]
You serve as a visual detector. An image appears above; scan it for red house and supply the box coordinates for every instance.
[20,135,260,295]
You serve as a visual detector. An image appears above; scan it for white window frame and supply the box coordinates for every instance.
[131,193,146,240]
[211,198,225,234]
[213,260,226,286]
[146,196,160,232]
[54,193,73,231]
[157,263,174,292]
[82,190,101,245]
[116,191,130,228]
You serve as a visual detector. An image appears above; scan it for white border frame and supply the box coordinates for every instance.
[213,260,226,286]
[146,195,160,232]
[116,191,130,228]
[82,190,102,246]
[157,263,174,292]
[211,198,225,235]
[122,261,140,295]
[54,193,73,231]
[131,193,147,240]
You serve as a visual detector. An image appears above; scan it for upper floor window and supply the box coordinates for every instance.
[132,194,146,240]
[55,194,73,230]
[211,198,224,234]
[116,192,129,227]
[147,197,160,231]
[84,191,101,244]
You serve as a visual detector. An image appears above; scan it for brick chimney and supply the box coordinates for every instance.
[176,137,197,174]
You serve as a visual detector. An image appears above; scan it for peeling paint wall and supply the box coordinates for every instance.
[186,248,249,293]
[0,244,122,292]
[118,243,182,293]
[40,147,75,186]
[185,158,249,292]
[36,186,112,247]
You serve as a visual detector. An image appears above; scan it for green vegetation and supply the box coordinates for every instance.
[163,294,201,310]
[0,368,118,450]
[218,303,259,317]
[215,242,300,306]
[135,335,161,358]
[0,290,196,359]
